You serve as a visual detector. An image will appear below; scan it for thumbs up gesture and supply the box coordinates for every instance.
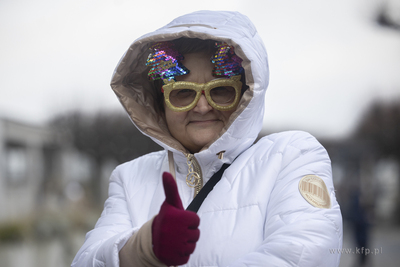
[152,172,200,266]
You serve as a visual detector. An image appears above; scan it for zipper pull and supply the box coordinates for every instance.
[185,154,201,189]
[217,151,226,160]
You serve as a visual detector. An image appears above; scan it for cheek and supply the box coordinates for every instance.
[165,107,187,131]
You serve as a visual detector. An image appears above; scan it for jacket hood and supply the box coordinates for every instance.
[110,10,269,164]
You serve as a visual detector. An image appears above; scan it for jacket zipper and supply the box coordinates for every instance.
[184,153,203,198]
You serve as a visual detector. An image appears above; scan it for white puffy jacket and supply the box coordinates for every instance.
[72,10,342,267]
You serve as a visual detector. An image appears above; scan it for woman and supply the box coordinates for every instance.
[72,10,343,267]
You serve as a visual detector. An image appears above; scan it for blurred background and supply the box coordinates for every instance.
[1,0,399,266]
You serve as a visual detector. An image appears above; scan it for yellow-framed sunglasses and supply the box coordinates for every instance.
[162,75,242,112]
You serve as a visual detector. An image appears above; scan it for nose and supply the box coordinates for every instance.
[192,94,213,114]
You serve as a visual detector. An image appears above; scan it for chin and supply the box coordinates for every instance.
[191,134,217,148]
[183,128,221,152]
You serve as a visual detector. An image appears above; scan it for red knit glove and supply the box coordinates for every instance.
[152,172,200,266]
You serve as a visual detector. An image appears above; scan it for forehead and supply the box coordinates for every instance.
[176,52,215,83]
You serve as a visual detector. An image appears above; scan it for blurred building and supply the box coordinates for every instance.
[0,118,99,267]
[0,118,94,223]
[0,118,55,223]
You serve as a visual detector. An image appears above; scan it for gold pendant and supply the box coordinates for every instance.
[186,171,201,188]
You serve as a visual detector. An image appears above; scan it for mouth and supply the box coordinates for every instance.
[189,119,220,125]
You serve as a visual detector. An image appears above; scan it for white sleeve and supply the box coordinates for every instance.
[230,132,343,267]
[71,169,138,267]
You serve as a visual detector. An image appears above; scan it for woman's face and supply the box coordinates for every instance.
[164,52,237,153]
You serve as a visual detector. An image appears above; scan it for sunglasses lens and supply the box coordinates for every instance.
[210,86,236,105]
[169,89,197,107]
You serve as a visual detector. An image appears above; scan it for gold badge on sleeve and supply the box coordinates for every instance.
[298,175,331,209]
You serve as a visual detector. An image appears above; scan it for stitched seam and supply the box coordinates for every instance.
[200,203,258,215]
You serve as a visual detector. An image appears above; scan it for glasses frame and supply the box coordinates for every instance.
[162,75,242,112]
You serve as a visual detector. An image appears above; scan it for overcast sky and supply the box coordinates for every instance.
[1,0,399,139]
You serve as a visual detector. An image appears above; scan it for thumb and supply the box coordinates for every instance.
[162,172,184,210]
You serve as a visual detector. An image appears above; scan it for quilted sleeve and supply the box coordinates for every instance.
[71,169,138,267]
[231,131,343,267]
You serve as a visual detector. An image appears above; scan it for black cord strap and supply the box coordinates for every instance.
[186,163,230,213]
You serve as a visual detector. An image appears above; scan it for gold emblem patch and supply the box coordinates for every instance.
[299,175,331,209]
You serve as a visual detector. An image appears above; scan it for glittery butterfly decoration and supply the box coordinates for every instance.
[146,41,189,82]
[211,42,244,78]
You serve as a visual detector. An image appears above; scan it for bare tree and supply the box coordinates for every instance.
[354,99,400,158]
[375,1,400,31]
[50,111,162,204]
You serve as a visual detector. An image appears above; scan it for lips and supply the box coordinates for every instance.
[189,119,220,124]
